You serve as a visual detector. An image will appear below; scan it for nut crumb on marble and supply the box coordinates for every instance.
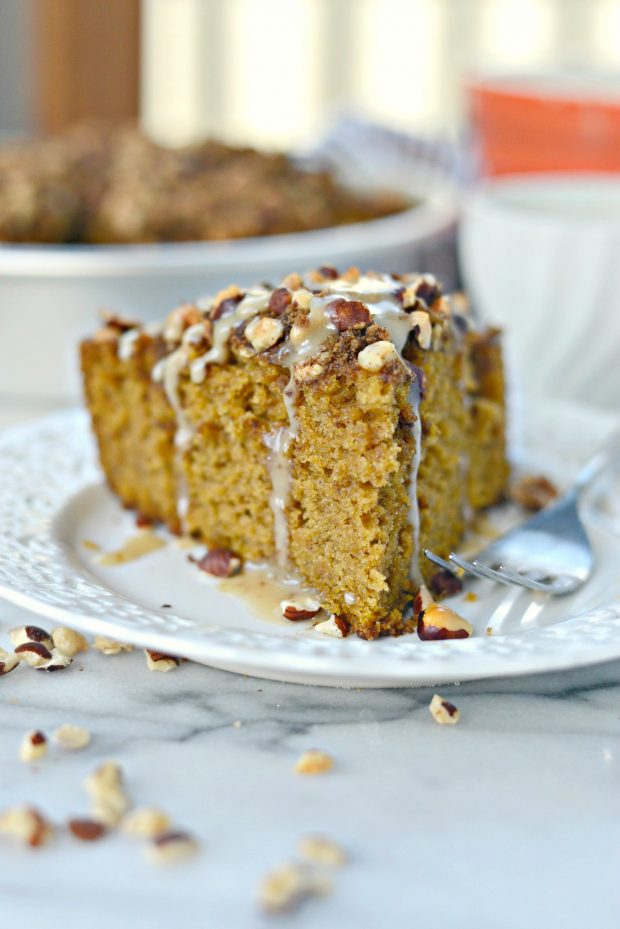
[53,723,91,750]
[0,648,20,676]
[294,749,334,775]
[14,640,53,667]
[9,625,53,649]
[280,597,321,621]
[52,626,89,657]
[93,636,133,655]
[144,649,181,672]
[258,862,331,914]
[121,806,171,839]
[85,760,130,826]
[0,805,53,847]
[429,694,461,725]
[298,835,347,867]
[232,720,242,729]
[68,818,106,842]
[37,649,73,672]
[19,730,48,763]
[145,830,199,865]
[357,340,398,372]
[314,615,349,638]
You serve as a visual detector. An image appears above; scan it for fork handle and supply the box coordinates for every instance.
[573,426,620,494]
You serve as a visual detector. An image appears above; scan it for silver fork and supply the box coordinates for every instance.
[424,428,620,596]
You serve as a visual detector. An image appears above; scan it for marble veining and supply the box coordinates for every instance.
[0,598,619,929]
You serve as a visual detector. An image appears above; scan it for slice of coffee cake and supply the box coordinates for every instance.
[81,268,508,639]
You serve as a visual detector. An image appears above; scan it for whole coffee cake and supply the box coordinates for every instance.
[81,268,508,639]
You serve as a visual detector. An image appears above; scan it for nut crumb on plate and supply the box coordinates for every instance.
[429,694,461,725]
[37,648,73,672]
[145,830,199,865]
[121,806,171,839]
[53,723,91,750]
[0,805,53,847]
[19,730,48,763]
[144,649,180,672]
[93,636,133,655]
[294,749,334,775]
[298,835,347,867]
[510,474,558,511]
[314,615,349,638]
[52,626,89,657]
[280,597,321,621]
[191,547,242,578]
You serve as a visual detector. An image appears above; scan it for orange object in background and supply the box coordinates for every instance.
[469,73,620,176]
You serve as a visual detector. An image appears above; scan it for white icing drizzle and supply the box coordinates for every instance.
[407,377,423,585]
[190,289,270,383]
[117,328,140,361]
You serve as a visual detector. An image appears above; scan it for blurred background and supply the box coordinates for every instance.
[2,0,620,147]
[1,0,619,412]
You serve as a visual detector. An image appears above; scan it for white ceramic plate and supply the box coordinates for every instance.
[0,400,619,687]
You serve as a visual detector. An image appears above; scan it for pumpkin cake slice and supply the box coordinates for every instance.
[81,267,508,639]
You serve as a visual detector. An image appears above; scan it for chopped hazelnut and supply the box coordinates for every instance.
[294,749,334,775]
[145,830,199,866]
[9,625,53,650]
[212,284,243,320]
[14,640,53,668]
[295,361,324,382]
[93,636,133,655]
[51,626,89,657]
[85,760,130,826]
[410,309,432,349]
[37,649,73,672]
[145,649,180,672]
[341,266,361,283]
[282,272,303,290]
[510,474,559,511]
[280,597,321,621]
[429,693,461,725]
[289,321,308,346]
[258,862,331,913]
[19,730,48,763]
[403,274,441,309]
[268,287,292,315]
[0,806,53,847]
[314,615,349,638]
[326,298,371,331]
[68,818,106,842]
[292,288,312,309]
[53,723,91,750]
[192,547,242,578]
[357,340,398,372]
[122,806,171,839]
[298,834,347,867]
[0,648,20,676]
[417,603,473,641]
[245,315,285,352]
[428,569,464,599]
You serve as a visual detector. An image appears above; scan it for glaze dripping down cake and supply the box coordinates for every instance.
[81,268,508,639]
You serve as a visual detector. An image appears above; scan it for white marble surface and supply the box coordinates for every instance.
[1,403,619,928]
